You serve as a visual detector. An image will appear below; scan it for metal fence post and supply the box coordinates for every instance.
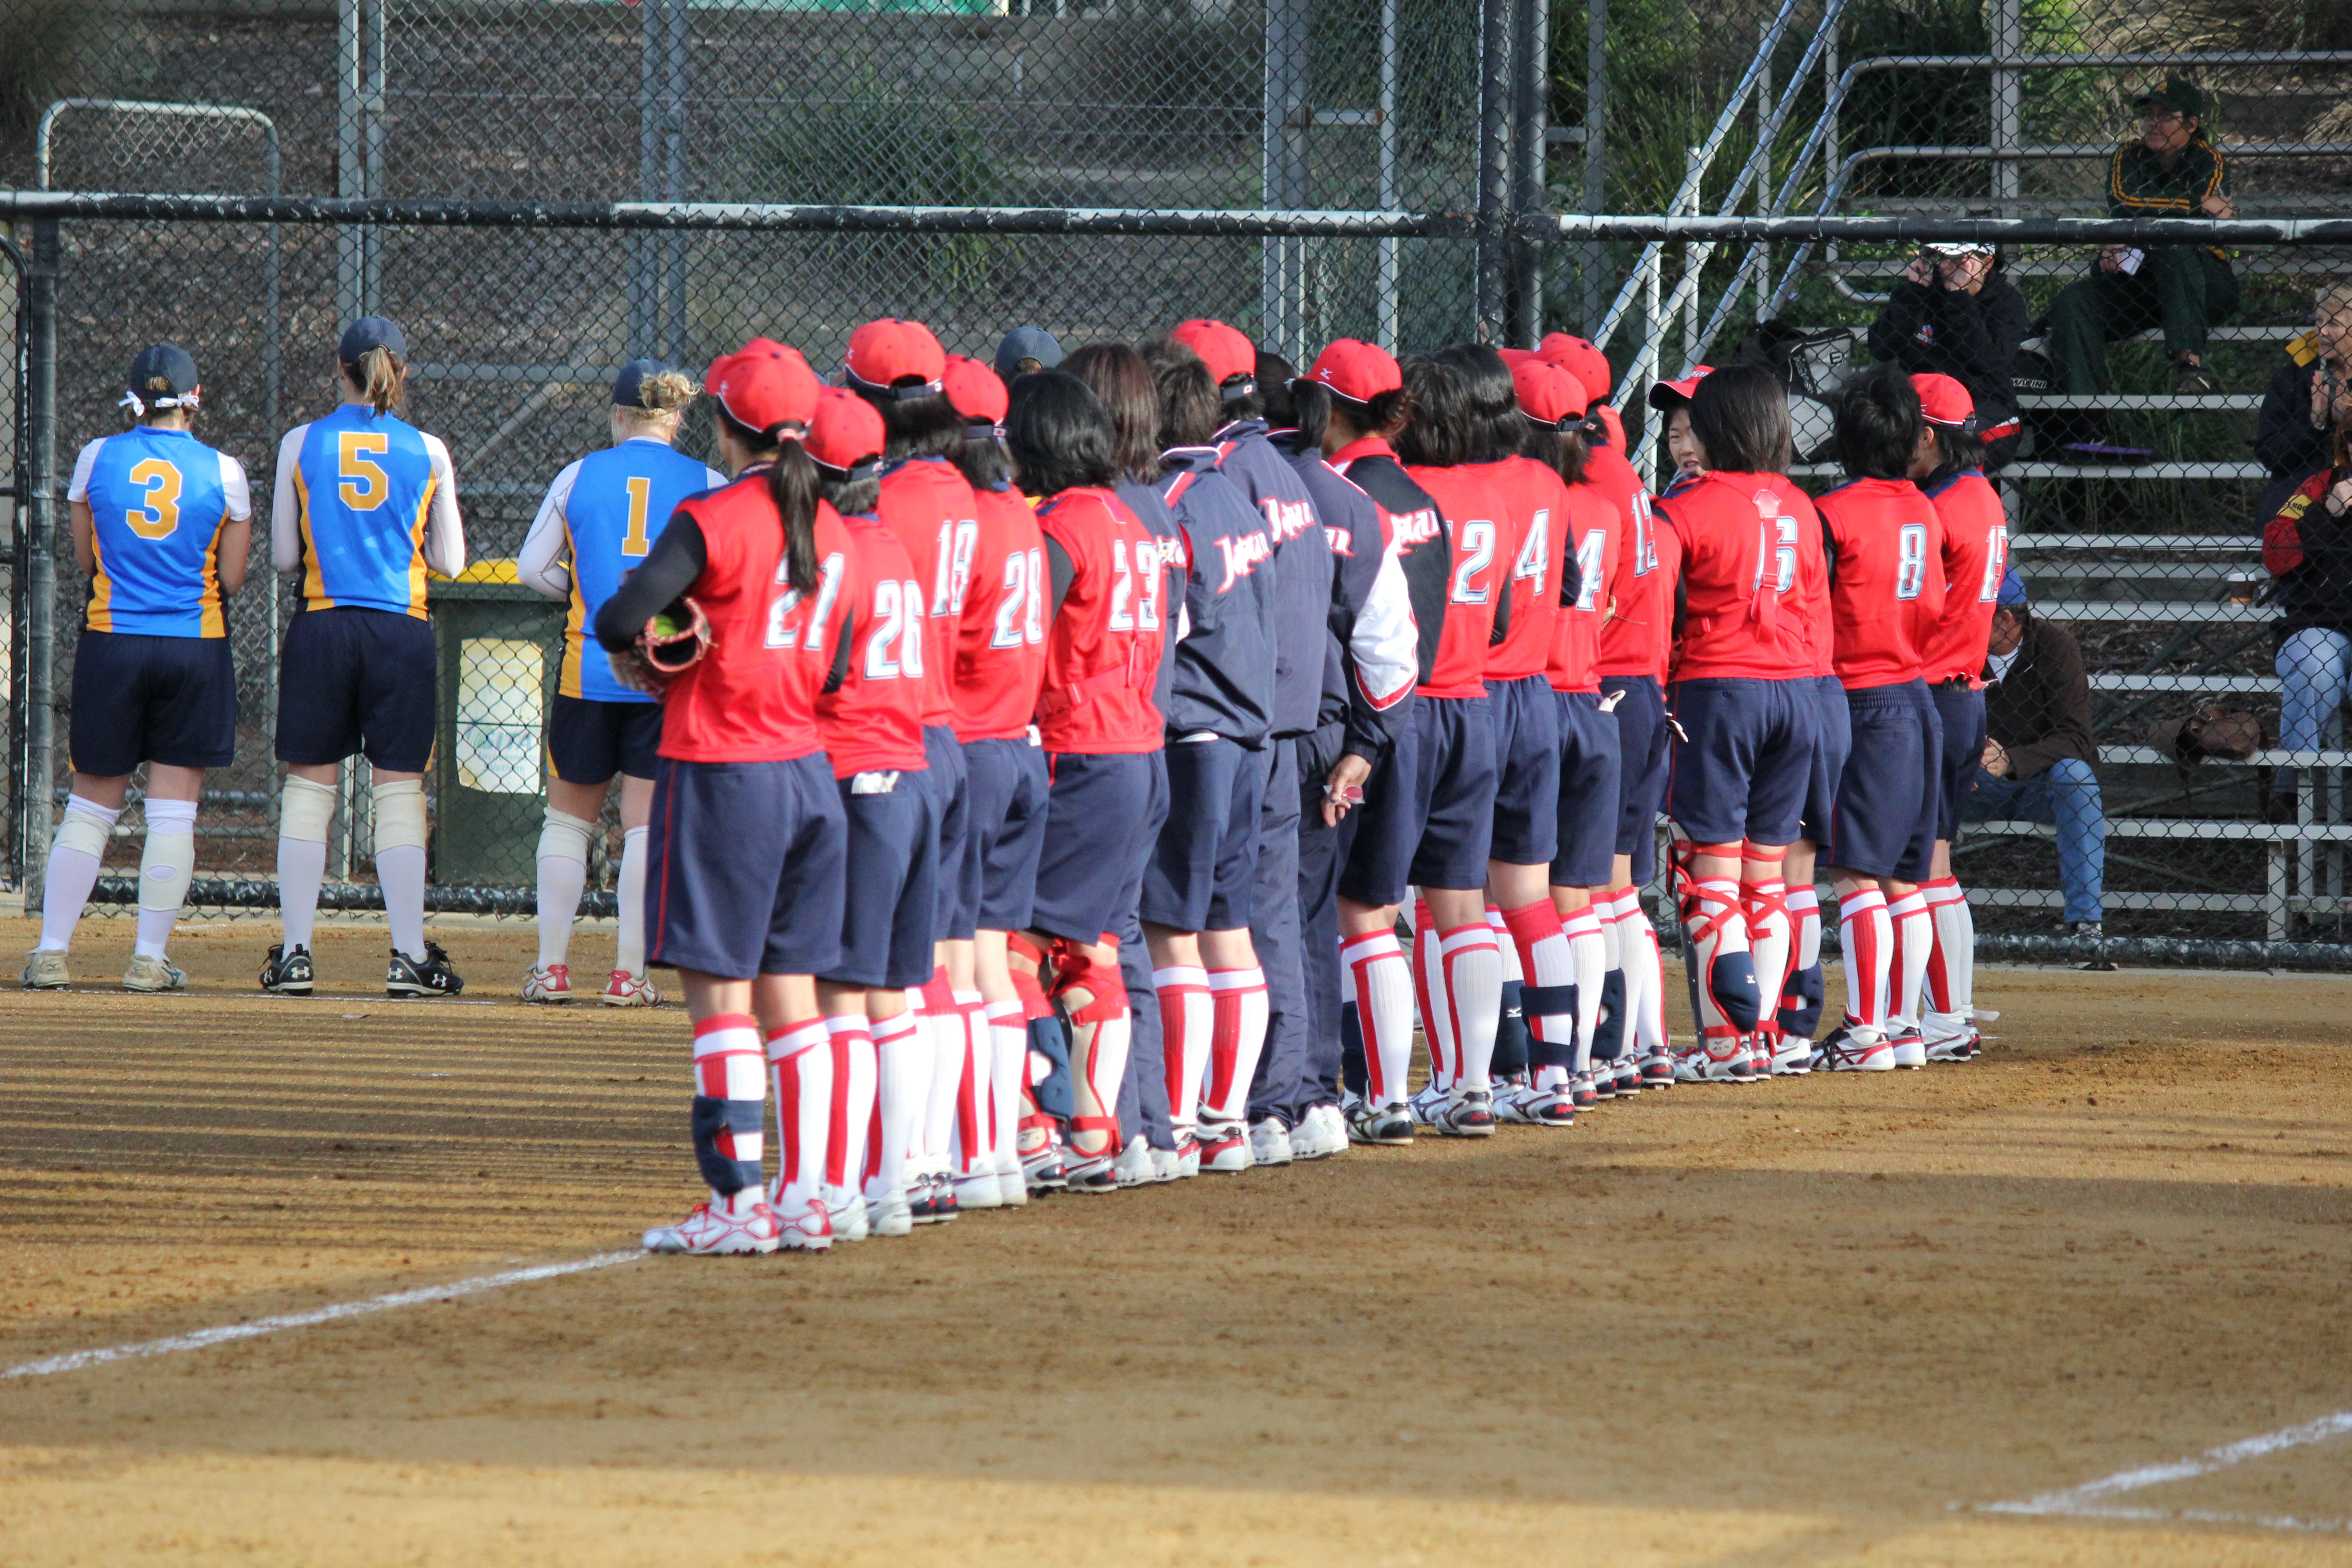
[20,220,58,915]
[1260,0,1310,362]
[1989,0,2022,214]
[1508,0,1550,346]
[1583,0,1606,333]
[1476,0,1515,343]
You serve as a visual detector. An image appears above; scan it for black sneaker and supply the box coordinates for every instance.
[260,943,314,995]
[387,941,465,997]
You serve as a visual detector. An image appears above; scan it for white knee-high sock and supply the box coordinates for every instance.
[986,999,1026,1172]
[135,798,199,960]
[38,796,121,952]
[867,1007,924,1204]
[920,979,965,1180]
[535,808,593,970]
[616,825,650,977]
[1203,965,1269,1126]
[1887,889,1932,1031]
[1607,888,1664,1054]
[1561,907,1605,1075]
[1438,921,1503,1093]
[1838,887,1892,1034]
[1922,876,1974,1039]
[953,991,990,1177]
[824,1014,876,1200]
[1344,930,1416,1108]
[1412,898,1457,1092]
[276,774,337,955]
[377,845,428,962]
[768,1021,832,1216]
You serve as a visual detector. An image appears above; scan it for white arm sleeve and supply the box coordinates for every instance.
[67,439,104,503]
[271,425,309,573]
[419,432,466,578]
[217,452,253,522]
[516,460,581,601]
[1349,542,1420,710]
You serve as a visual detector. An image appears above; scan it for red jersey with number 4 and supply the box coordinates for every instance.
[1918,467,2008,689]
[1658,471,1825,684]
[1817,475,1946,691]
[1547,480,1618,693]
[657,477,855,764]
[1482,456,1572,681]
[816,513,931,778]
[1588,449,1676,682]
[876,456,979,730]
[951,481,1049,741]
[1034,485,1165,755]
[1401,464,1510,699]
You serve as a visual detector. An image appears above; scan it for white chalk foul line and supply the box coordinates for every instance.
[0,1250,641,1381]
[1979,1409,2352,1530]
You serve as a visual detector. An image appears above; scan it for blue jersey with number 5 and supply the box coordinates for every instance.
[291,404,443,617]
[560,441,723,701]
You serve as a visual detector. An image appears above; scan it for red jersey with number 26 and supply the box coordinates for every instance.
[1817,475,1946,691]
[1401,464,1510,699]
[1547,480,1618,693]
[1482,456,1572,681]
[657,476,855,764]
[951,481,1049,741]
[1918,467,2008,689]
[816,513,931,779]
[876,456,980,730]
[1034,485,1166,755]
[1658,471,1825,684]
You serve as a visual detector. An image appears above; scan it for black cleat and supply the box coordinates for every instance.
[387,941,465,997]
[260,943,314,995]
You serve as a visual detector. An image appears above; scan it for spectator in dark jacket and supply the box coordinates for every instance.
[1964,572,2107,933]
[2253,279,2351,519]
[2264,411,2352,813]
[1869,241,2030,469]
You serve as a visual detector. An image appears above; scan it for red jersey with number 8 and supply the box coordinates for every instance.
[876,456,980,730]
[1034,486,1166,754]
[817,513,932,778]
[951,481,1049,741]
[1817,475,1946,691]
[1917,467,2008,688]
[1401,464,1511,699]
[657,475,856,764]
[1658,471,1825,683]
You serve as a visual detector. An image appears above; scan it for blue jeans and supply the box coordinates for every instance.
[1962,757,2106,924]
[2275,627,2351,796]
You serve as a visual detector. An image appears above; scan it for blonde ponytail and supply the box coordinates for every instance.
[345,345,407,415]
[615,369,701,436]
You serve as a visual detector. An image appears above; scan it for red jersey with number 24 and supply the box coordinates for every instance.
[951,481,1049,741]
[1034,485,1166,755]
[816,513,932,778]
[1401,464,1511,699]
[1657,471,1825,684]
[1918,468,2008,689]
[1482,456,1572,681]
[1547,480,1618,694]
[1817,475,1946,691]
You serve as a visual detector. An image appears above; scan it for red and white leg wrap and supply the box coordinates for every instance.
[1049,938,1130,1159]
[1676,845,1758,1044]
[1742,848,1792,1052]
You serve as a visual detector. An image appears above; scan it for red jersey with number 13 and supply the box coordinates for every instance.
[1034,485,1165,754]
[1817,475,1946,691]
[951,481,1049,741]
[1401,464,1511,698]
[1658,471,1825,683]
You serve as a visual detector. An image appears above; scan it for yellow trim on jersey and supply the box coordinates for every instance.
[293,459,336,611]
[560,519,587,699]
[199,520,226,638]
[406,473,436,618]
[86,528,114,632]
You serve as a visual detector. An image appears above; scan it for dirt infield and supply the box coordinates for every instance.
[4,913,2352,1566]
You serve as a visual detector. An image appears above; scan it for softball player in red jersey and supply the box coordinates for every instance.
[1007,370,1168,1193]
[1908,372,2008,1061]
[1810,366,1946,1074]
[593,339,850,1257]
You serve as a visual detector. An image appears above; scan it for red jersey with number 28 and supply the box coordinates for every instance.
[1658,471,1825,684]
[1547,480,1618,694]
[1817,475,1946,691]
[1034,485,1166,755]
[816,513,932,779]
[951,481,1049,741]
[1482,455,1572,681]
[1401,464,1510,699]
[657,476,855,764]
[1918,467,2008,688]
[876,456,980,729]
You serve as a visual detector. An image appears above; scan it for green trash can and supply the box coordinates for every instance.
[431,563,565,889]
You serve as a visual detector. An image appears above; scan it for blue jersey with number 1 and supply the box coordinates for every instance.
[291,403,443,618]
[563,441,721,702]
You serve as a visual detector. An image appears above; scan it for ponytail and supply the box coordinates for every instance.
[344,345,407,415]
[768,437,821,595]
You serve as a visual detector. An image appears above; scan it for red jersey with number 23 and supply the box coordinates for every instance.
[1918,468,2008,688]
[657,476,855,764]
[816,513,932,778]
[1401,464,1511,699]
[952,481,1049,742]
[1658,471,1825,684]
[1034,485,1165,755]
[1817,475,1946,691]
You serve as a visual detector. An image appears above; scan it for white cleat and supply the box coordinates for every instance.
[1300,1103,1350,1158]
[643,1192,781,1255]
[1174,1134,1202,1178]
[1148,1146,1181,1182]
[993,1155,1029,1206]
[865,1189,914,1238]
[1434,1087,1498,1137]
[601,969,662,1006]
[1199,1120,1254,1173]
[1346,1098,1416,1146]
[1769,1035,1814,1075]
[954,1169,1007,1210]
[1814,1026,1896,1072]
[1887,1029,1928,1069]
[774,1195,833,1252]
[823,1185,869,1242]
[1248,1118,1295,1167]
[1112,1138,1156,1187]
[520,963,572,1003]
[1673,1041,1748,1083]
[121,953,186,993]
[21,948,70,990]
[1409,1083,1448,1127]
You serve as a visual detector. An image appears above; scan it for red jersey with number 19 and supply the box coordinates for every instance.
[1401,464,1511,699]
[1918,467,2008,688]
[657,476,856,764]
[1588,444,1675,683]
[1657,471,1825,683]
[875,456,980,730]
[816,513,931,778]
[1817,475,1946,691]
[1482,455,1572,681]
[951,480,1049,741]
[1034,486,1166,755]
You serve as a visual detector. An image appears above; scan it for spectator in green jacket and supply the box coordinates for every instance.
[2046,78,2241,397]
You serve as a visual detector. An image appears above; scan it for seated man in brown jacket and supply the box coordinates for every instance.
[1962,571,2107,936]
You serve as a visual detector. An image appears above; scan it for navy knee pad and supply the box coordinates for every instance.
[1778,962,1827,1040]
[1707,951,1761,1034]
[691,1094,764,1196]
[1492,978,1530,1077]
[1590,968,1628,1062]
[1027,1014,1075,1123]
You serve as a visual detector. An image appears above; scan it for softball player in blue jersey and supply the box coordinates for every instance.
[24,346,252,993]
[261,317,467,999]
[516,360,725,1008]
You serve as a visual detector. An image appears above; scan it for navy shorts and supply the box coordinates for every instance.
[1604,673,1669,882]
[1339,693,1498,906]
[69,630,236,776]
[1930,682,1986,843]
[548,693,661,785]
[1032,750,1160,944]
[923,725,973,942]
[646,754,845,978]
[1824,681,1941,882]
[1551,690,1623,889]
[276,607,436,773]
[1799,673,1852,846]
[826,771,940,990]
[1487,674,1561,866]
[1141,736,1265,932]
[960,736,1051,931]
[1665,677,1819,848]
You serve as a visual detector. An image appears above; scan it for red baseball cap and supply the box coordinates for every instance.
[1647,365,1715,410]
[1496,347,1535,368]
[1511,357,1588,426]
[1170,318,1259,389]
[941,353,1009,426]
[807,385,887,477]
[1911,372,1977,429]
[1536,333,1614,404]
[1302,338,1401,406]
[707,338,819,437]
[844,318,947,399]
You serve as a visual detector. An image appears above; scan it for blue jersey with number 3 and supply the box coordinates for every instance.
[77,426,240,637]
[292,404,441,618]
[563,441,721,702]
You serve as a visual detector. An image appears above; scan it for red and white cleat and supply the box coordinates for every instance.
[602,969,662,1007]
[775,1196,833,1252]
[643,1192,781,1255]
[520,963,572,1003]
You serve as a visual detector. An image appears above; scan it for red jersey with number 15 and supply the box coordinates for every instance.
[816,513,932,778]
[1482,455,1572,681]
[1918,467,2008,688]
[951,481,1049,741]
[657,475,855,764]
[1657,471,1825,684]
[876,456,980,730]
[1547,480,1618,693]
[1034,485,1165,755]
[1817,475,1946,691]
[1401,464,1510,699]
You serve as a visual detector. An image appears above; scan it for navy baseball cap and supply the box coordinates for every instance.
[123,343,200,414]
[1996,568,2029,608]
[612,358,673,409]
[994,327,1063,379]
[338,315,408,363]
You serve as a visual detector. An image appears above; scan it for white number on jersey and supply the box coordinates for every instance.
[1136,537,1163,631]
[765,551,846,654]
[1573,527,1610,613]
[1108,538,1136,630]
[1450,519,1496,604]
[1630,492,1659,577]
[1896,523,1929,602]
[865,578,927,680]
[1977,523,2010,603]
[1511,509,1550,585]
[992,547,1047,649]
[933,519,978,620]
[1753,514,1798,595]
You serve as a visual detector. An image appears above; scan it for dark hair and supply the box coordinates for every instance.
[1519,415,1591,487]
[1216,368,1263,422]
[816,470,881,518]
[1005,371,1118,498]
[719,406,822,594]
[1256,351,1330,452]
[1929,422,1988,479]
[952,427,1011,491]
[1686,363,1793,475]
[1833,363,1926,481]
[1323,383,1412,446]
[1140,338,1222,450]
[1394,354,1483,467]
[852,380,965,461]
[1061,342,1161,484]
[1436,343,1518,464]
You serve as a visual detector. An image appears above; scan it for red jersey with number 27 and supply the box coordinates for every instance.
[1482,456,1572,681]
[951,481,1049,741]
[1401,464,1510,699]
[876,456,980,730]
[1658,471,1825,684]
[1918,468,2008,688]
[657,476,855,764]
[816,513,931,778]
[1034,485,1166,755]
[1817,475,1946,691]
